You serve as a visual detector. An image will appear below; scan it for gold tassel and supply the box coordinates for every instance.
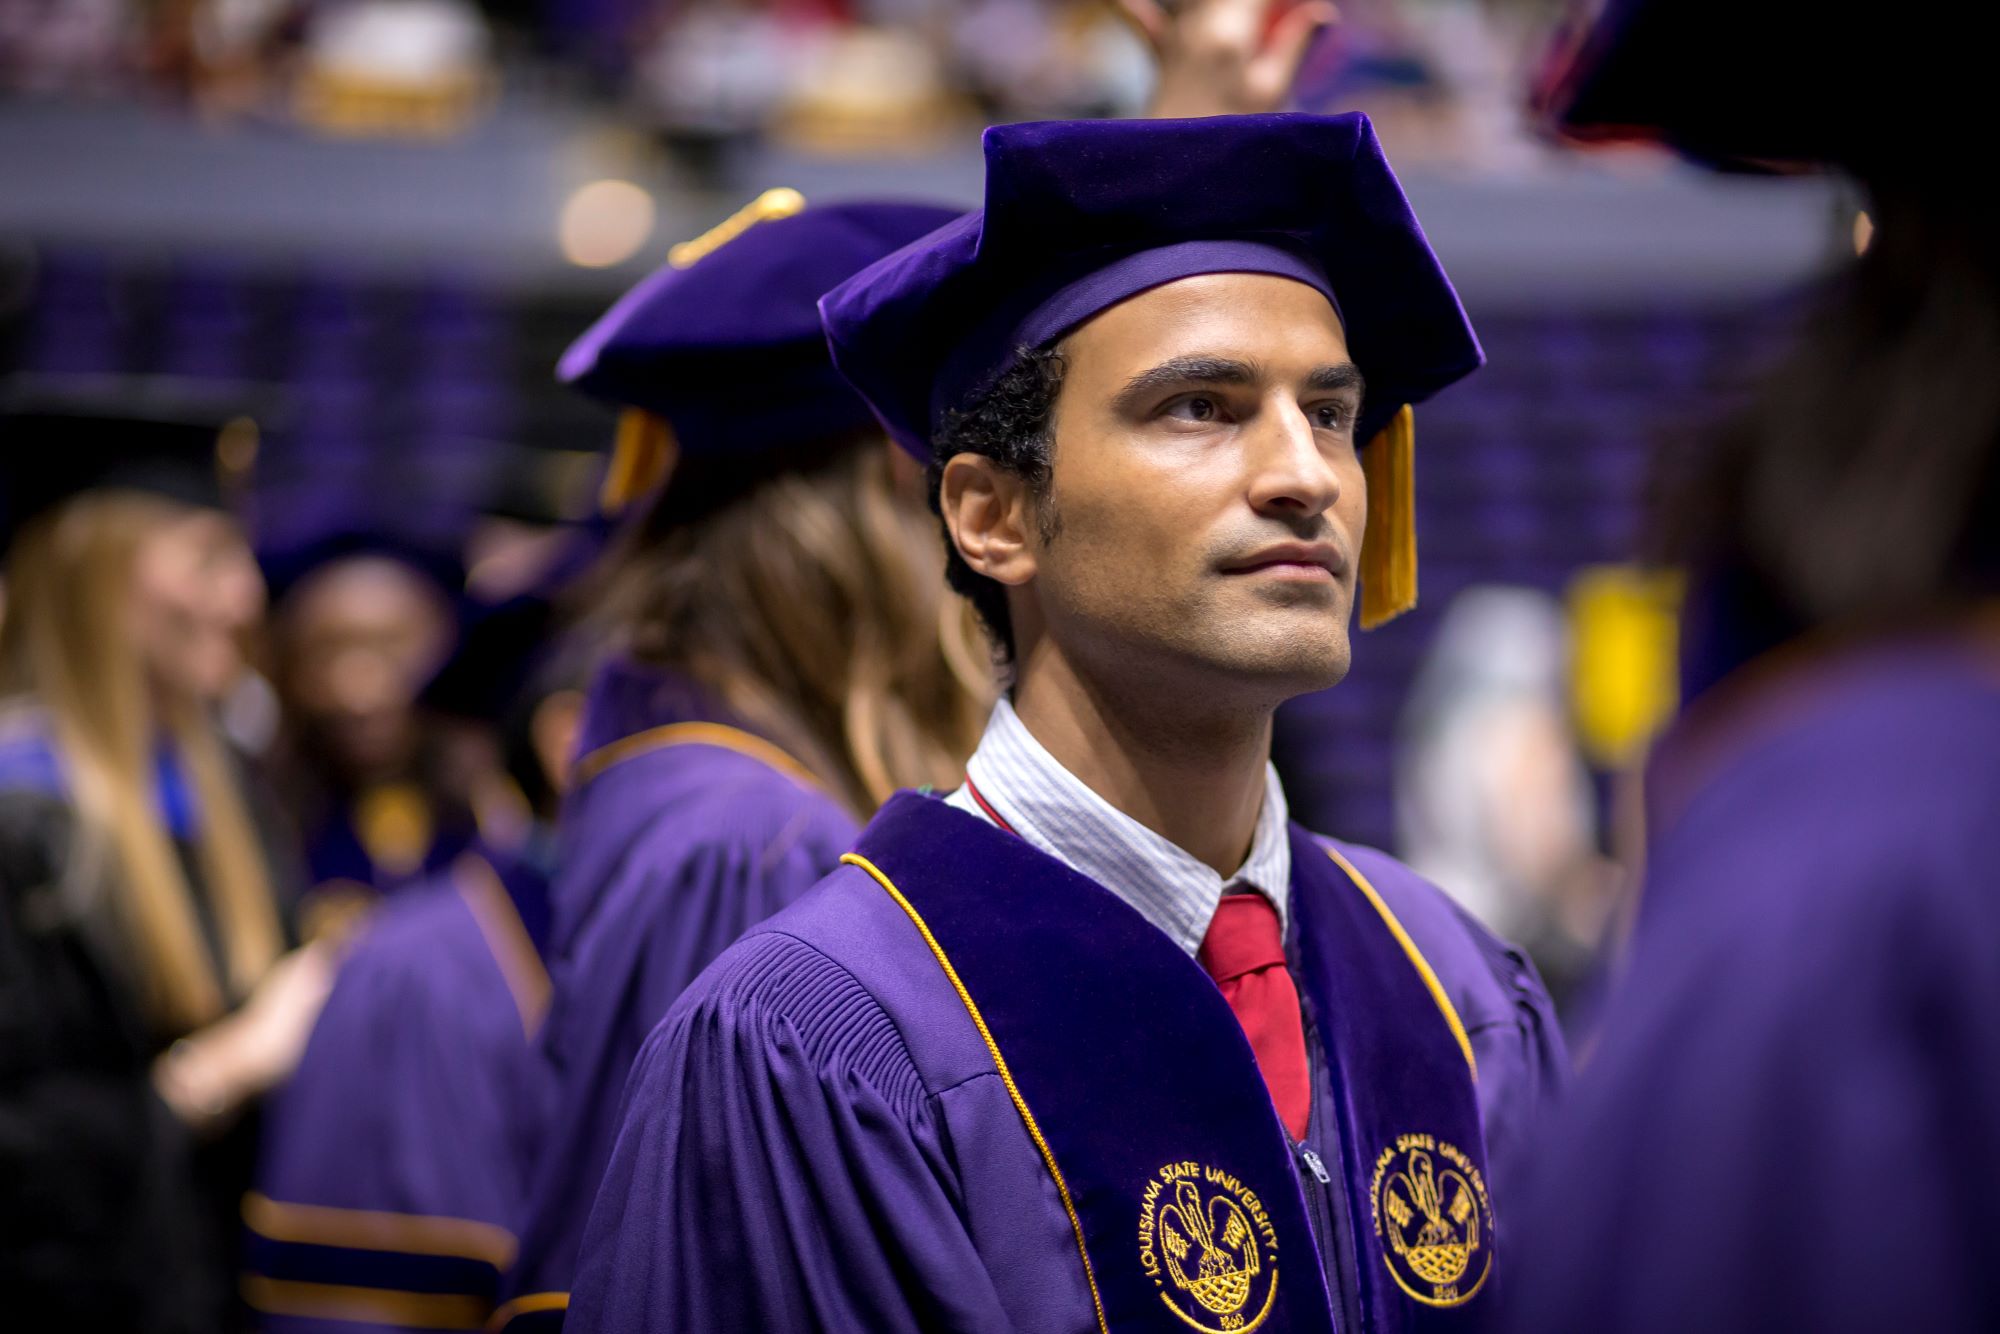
[599,408,678,516]
[1359,404,1417,630]
[668,187,807,269]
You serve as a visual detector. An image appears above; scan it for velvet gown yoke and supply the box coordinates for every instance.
[568,791,1565,1334]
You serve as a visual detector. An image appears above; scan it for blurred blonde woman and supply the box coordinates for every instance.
[0,399,330,1333]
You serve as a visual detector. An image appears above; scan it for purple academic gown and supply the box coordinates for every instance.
[495,659,858,1329]
[247,846,553,1333]
[1503,630,2000,1333]
[567,791,1565,1334]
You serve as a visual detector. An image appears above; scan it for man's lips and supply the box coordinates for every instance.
[1219,542,1346,580]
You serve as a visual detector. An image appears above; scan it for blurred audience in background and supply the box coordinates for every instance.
[1395,584,1615,1020]
[0,0,1583,172]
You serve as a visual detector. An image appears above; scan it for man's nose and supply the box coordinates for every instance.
[1244,399,1341,518]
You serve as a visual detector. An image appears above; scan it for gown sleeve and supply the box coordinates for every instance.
[565,930,1017,1334]
[1448,896,1571,1186]
[247,886,530,1333]
[505,781,860,1309]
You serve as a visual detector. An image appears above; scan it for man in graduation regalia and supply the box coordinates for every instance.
[490,195,989,1331]
[568,114,1567,1334]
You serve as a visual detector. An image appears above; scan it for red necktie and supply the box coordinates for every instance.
[1198,893,1312,1141]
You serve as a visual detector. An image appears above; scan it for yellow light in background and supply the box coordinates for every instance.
[559,179,656,269]
[1568,565,1684,770]
[1853,209,1874,255]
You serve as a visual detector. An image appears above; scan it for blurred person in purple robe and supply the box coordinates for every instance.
[243,584,590,1333]
[489,194,991,1332]
[261,525,487,937]
[1502,4,2000,1332]
[567,112,1566,1334]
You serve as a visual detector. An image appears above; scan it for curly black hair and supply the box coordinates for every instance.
[928,347,1068,663]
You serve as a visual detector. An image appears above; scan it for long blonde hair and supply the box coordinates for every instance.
[1,492,282,1035]
[593,435,991,817]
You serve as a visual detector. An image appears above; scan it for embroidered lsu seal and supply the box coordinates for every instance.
[1138,1161,1280,1332]
[1370,1133,1494,1307]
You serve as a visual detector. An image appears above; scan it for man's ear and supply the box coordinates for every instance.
[939,453,1039,587]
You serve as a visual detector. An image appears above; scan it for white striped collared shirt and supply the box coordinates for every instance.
[944,697,1292,957]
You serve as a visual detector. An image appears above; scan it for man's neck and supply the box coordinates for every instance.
[1008,646,1274,878]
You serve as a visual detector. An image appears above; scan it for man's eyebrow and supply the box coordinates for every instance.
[1306,363,1366,398]
[1114,355,1259,407]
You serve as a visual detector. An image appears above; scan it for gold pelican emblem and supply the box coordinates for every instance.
[1371,1135,1494,1307]
[1140,1161,1281,1332]
[1160,1178,1260,1317]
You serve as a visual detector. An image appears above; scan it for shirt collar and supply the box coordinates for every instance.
[948,697,1292,956]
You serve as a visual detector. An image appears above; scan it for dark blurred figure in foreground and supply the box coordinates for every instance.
[1508,4,2000,1331]
[495,196,990,1331]
[0,388,329,1333]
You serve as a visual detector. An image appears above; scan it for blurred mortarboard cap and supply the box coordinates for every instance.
[255,482,467,609]
[418,590,556,724]
[818,113,1481,627]
[558,190,965,515]
[1,375,267,551]
[418,584,595,819]
[1543,0,1970,174]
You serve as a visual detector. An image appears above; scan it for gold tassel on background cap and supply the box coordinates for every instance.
[669,187,807,269]
[1359,403,1417,630]
[599,408,678,516]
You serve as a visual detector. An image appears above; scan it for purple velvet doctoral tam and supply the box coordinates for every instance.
[1504,632,2000,1333]
[498,658,859,1325]
[559,199,962,458]
[819,112,1482,461]
[567,793,1565,1334]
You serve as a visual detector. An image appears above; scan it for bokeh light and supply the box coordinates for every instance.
[559,179,656,269]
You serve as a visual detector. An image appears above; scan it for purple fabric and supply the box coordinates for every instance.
[498,660,858,1318]
[931,239,1341,431]
[558,201,963,457]
[852,794,1338,1333]
[252,853,553,1332]
[563,655,736,770]
[1289,832,1498,1328]
[566,793,1565,1333]
[820,113,1483,460]
[1503,632,2000,1333]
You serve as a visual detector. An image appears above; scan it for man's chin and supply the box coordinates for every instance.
[1197,631,1351,697]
